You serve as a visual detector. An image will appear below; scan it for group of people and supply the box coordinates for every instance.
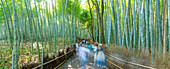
[75,40,107,69]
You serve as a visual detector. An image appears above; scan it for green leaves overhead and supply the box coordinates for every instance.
[57,0,81,18]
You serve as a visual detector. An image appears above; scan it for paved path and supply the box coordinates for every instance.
[59,55,109,69]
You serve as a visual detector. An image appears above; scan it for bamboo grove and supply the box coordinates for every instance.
[0,0,170,68]
[87,0,170,63]
[0,0,83,68]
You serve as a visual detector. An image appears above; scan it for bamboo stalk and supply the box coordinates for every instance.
[168,0,170,54]
[20,0,24,53]
[27,0,41,62]
[120,0,125,46]
[1,0,13,50]
[156,0,162,53]
[71,2,73,45]
[12,0,18,68]
[133,0,136,49]
[4,0,14,40]
[150,0,153,63]
[162,0,167,62]
[115,0,121,45]
[111,0,117,45]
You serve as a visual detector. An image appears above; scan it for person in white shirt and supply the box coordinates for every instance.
[79,45,90,69]
[91,44,98,63]
[92,44,98,52]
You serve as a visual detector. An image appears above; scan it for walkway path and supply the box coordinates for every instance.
[59,55,110,69]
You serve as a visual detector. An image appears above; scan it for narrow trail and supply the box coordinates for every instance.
[58,55,120,69]
[58,52,156,69]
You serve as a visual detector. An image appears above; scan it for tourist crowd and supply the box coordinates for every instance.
[75,40,107,69]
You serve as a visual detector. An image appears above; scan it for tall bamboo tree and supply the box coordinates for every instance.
[115,0,121,45]
[27,0,41,62]
[156,0,161,52]
[168,0,170,53]
[132,0,136,48]
[111,0,117,45]
[1,0,13,50]
[12,0,18,68]
[150,0,153,62]
[145,0,149,50]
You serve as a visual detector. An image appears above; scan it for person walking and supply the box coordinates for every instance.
[76,42,80,67]
[86,41,92,51]
[94,44,106,68]
[79,45,90,69]
[92,44,98,63]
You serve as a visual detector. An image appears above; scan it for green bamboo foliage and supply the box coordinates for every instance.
[34,0,43,52]
[1,0,13,50]
[2,0,170,68]
[28,0,41,62]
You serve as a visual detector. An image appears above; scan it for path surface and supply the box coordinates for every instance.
[59,55,110,69]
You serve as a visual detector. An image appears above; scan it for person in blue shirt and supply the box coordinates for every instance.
[86,41,92,51]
